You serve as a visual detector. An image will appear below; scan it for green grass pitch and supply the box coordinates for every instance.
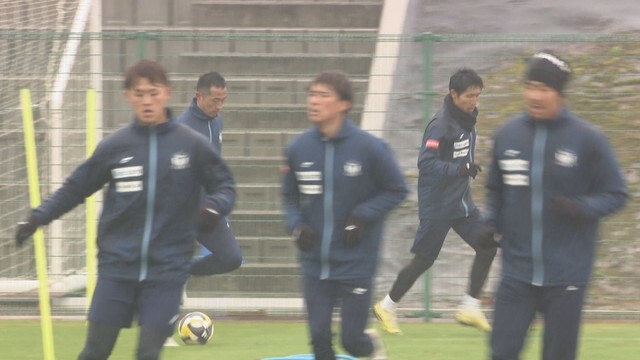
[2,320,638,359]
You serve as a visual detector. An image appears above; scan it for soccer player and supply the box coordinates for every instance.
[14,60,236,360]
[486,52,627,359]
[373,69,498,334]
[282,70,408,360]
[176,71,242,276]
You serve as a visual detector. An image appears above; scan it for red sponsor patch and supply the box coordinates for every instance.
[425,139,440,149]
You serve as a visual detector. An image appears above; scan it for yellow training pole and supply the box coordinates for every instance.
[20,89,56,360]
[85,88,98,308]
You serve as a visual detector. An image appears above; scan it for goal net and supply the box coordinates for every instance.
[0,0,96,313]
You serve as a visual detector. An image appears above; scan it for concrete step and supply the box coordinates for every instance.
[186,263,301,294]
[229,212,287,237]
[226,157,283,183]
[236,236,297,265]
[175,52,372,76]
[190,1,382,29]
[236,183,281,212]
[104,0,383,28]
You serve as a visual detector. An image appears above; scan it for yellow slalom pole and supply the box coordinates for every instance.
[20,89,56,360]
[85,88,98,308]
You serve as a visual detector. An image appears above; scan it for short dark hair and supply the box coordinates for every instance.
[124,59,169,89]
[196,72,226,93]
[311,70,354,104]
[449,68,483,94]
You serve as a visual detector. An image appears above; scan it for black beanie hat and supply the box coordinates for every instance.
[526,52,571,94]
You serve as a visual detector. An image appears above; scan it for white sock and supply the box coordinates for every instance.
[461,293,481,309]
[381,294,398,311]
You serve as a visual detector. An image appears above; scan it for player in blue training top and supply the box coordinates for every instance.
[15,60,236,360]
[176,71,242,276]
[374,69,498,335]
[282,70,408,360]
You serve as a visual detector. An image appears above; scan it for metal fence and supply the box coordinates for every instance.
[0,31,638,319]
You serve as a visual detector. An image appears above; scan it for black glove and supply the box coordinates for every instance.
[476,225,499,250]
[551,196,586,220]
[457,162,482,179]
[196,207,221,233]
[343,216,364,248]
[293,224,316,252]
[15,214,40,247]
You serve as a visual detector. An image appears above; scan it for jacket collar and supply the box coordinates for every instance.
[187,97,219,123]
[132,108,175,133]
[525,107,571,128]
[312,116,357,141]
[444,94,478,131]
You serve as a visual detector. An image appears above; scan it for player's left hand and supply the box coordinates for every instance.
[196,207,220,233]
[551,196,586,220]
[343,216,364,248]
[15,214,39,247]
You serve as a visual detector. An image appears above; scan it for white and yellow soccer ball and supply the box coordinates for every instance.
[177,312,214,345]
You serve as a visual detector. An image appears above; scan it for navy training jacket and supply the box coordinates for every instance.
[177,98,223,154]
[32,113,236,282]
[417,95,479,219]
[282,118,408,280]
[485,108,627,286]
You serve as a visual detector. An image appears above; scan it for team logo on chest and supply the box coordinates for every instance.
[344,161,362,176]
[171,152,190,169]
[555,149,578,168]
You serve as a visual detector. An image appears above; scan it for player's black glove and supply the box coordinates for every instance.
[343,216,364,248]
[551,196,587,220]
[293,224,316,252]
[196,206,221,233]
[476,225,499,250]
[15,214,40,247]
[457,162,482,179]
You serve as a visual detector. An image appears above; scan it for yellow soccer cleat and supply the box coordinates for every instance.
[373,302,402,335]
[455,308,492,332]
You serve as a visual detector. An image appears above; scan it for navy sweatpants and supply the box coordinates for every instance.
[491,278,587,360]
[303,276,374,360]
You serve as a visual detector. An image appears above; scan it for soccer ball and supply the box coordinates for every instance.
[177,312,214,345]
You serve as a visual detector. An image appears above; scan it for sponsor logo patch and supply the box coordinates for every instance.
[499,159,529,172]
[119,156,134,164]
[299,184,322,195]
[115,180,143,192]
[454,139,469,150]
[425,139,440,149]
[301,162,314,168]
[453,149,469,159]
[112,166,143,179]
[295,171,322,182]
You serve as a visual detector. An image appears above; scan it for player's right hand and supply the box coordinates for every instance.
[196,207,221,233]
[293,224,316,252]
[15,215,39,247]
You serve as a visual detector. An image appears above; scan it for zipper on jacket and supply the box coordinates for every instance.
[139,128,158,281]
[531,124,547,286]
[208,120,213,143]
[320,142,335,280]
[461,128,474,217]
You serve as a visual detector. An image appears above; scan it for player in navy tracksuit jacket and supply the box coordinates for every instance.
[282,71,407,359]
[374,69,497,335]
[15,61,236,360]
[487,53,627,360]
[177,71,242,276]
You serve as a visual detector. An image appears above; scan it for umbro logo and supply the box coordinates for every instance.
[352,287,368,295]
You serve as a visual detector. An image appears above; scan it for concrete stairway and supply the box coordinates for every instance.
[101,0,384,297]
